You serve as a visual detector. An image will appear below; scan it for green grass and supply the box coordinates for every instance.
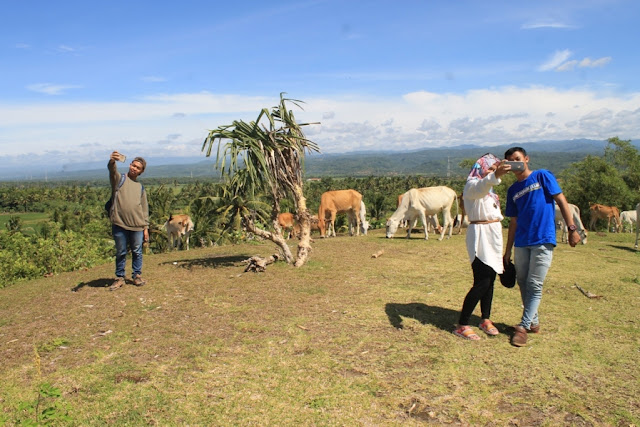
[0,212,49,235]
[0,228,638,425]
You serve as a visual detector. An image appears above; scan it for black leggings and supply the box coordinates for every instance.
[459,257,496,325]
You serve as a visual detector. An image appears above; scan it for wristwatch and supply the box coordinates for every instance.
[567,224,577,232]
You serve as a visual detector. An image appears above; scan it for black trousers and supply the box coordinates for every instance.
[459,257,496,325]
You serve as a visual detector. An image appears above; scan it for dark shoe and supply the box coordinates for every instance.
[132,274,146,287]
[528,324,540,334]
[511,325,527,347]
[109,277,125,291]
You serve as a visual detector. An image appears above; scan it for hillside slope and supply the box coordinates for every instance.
[1,229,638,425]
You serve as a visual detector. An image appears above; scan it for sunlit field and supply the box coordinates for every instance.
[1,227,638,425]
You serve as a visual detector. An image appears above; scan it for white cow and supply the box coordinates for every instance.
[634,202,640,249]
[164,214,195,251]
[397,193,441,234]
[554,203,588,244]
[386,186,458,240]
[620,209,637,233]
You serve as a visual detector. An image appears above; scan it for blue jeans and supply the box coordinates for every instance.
[514,244,554,329]
[112,224,144,278]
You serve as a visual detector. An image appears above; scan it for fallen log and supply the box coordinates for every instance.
[244,254,280,272]
[371,250,384,258]
[574,283,602,299]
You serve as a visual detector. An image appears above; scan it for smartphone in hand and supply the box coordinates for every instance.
[504,161,525,172]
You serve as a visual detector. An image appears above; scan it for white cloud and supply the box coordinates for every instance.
[142,76,167,83]
[26,83,83,95]
[57,45,76,53]
[579,57,612,68]
[2,87,640,162]
[522,21,574,30]
[14,43,30,49]
[556,60,578,72]
[538,49,572,71]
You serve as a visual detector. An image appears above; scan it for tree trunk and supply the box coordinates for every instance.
[244,217,295,264]
[292,185,312,267]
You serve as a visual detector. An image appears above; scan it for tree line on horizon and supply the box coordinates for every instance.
[1,106,639,287]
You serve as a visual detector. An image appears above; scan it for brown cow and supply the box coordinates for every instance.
[317,190,363,237]
[164,214,195,250]
[589,204,622,232]
[277,212,299,239]
[277,213,321,239]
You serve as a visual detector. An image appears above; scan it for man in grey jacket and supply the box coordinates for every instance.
[107,151,149,290]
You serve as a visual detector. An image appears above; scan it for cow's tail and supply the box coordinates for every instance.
[454,193,461,234]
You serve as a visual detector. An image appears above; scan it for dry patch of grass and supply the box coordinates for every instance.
[1,229,639,425]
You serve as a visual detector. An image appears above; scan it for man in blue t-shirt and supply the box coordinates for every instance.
[503,147,580,347]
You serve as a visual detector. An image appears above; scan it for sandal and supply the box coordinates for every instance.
[479,319,499,336]
[454,325,481,341]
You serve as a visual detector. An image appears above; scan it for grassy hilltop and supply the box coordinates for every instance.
[1,228,638,425]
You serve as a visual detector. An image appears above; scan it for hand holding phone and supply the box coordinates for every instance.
[504,161,525,172]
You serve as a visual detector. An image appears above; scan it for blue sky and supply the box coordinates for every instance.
[2,0,639,170]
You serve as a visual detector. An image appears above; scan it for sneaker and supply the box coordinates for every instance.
[511,325,527,347]
[132,274,146,287]
[109,277,125,291]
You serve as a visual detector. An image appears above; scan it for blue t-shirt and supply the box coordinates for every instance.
[505,169,562,247]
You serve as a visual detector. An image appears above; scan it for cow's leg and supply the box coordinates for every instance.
[347,211,355,236]
[406,217,414,238]
[329,212,337,237]
[418,211,429,240]
[441,209,453,240]
[185,233,190,250]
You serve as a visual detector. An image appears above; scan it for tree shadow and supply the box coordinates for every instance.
[160,255,250,269]
[384,302,511,334]
[71,278,112,292]
[607,244,639,253]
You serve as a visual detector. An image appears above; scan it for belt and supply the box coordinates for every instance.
[470,219,501,224]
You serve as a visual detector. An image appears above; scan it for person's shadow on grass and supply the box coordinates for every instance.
[384,302,511,334]
[71,278,112,292]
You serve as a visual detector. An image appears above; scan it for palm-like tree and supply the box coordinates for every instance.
[202,94,319,266]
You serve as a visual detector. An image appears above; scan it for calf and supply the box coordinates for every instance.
[164,214,195,251]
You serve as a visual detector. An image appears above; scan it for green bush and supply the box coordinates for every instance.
[0,230,113,287]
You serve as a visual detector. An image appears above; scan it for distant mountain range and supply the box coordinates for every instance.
[2,139,636,182]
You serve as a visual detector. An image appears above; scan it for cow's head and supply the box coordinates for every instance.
[317,217,327,238]
[385,218,399,238]
[360,219,370,235]
[578,228,588,245]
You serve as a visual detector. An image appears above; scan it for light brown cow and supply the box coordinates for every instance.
[277,212,298,239]
[317,189,363,237]
[589,204,622,232]
[277,213,321,239]
[164,214,195,251]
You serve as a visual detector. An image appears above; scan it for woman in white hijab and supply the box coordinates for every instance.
[454,154,510,340]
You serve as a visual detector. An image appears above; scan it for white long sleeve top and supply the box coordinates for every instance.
[463,171,504,274]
